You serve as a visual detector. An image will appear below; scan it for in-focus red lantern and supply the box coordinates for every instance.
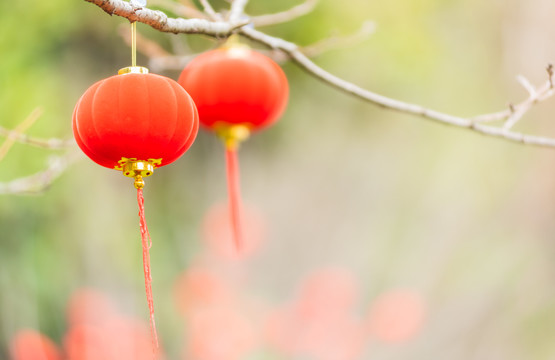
[72,65,199,355]
[178,42,289,251]
[73,66,198,188]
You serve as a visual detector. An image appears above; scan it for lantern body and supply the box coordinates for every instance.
[178,47,289,132]
[73,72,199,170]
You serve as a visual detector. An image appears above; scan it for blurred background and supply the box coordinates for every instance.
[3,0,555,359]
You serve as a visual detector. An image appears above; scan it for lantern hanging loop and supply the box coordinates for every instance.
[131,21,137,67]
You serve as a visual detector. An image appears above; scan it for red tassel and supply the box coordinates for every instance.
[137,188,159,357]
[225,146,243,251]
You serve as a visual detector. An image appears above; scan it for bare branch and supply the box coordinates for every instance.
[228,0,249,22]
[502,75,543,130]
[84,0,247,36]
[0,108,75,154]
[239,27,555,148]
[516,75,536,97]
[251,0,318,27]
[199,0,221,20]
[471,79,554,123]
[0,151,81,195]
[83,2,555,149]
[0,128,75,150]
[0,108,43,162]
[302,21,376,57]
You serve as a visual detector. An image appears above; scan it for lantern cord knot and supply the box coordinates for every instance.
[134,175,145,189]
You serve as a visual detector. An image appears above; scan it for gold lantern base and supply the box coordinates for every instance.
[115,158,162,189]
[214,123,251,150]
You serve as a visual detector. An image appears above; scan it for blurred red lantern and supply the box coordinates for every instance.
[178,45,289,132]
[178,42,289,250]
[72,65,199,354]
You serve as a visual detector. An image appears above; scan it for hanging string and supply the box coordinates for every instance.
[225,144,243,251]
[131,22,137,67]
[137,188,159,357]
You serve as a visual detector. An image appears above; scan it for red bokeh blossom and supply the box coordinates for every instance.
[366,289,427,343]
[201,203,266,261]
[265,267,366,360]
[10,329,62,360]
[183,307,258,360]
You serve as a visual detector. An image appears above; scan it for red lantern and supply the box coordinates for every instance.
[73,65,199,353]
[178,43,289,251]
[73,67,198,186]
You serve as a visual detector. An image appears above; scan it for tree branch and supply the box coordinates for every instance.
[228,0,249,22]
[0,151,81,195]
[251,0,319,27]
[471,79,553,123]
[199,0,221,20]
[84,0,555,149]
[84,0,247,36]
[302,20,376,58]
[0,128,75,150]
[239,26,555,148]
[0,110,75,151]
[0,108,43,162]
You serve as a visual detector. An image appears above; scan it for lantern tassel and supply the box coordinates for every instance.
[225,145,243,252]
[137,188,159,357]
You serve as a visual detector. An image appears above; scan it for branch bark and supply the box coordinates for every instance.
[228,0,249,22]
[0,151,81,195]
[84,0,246,36]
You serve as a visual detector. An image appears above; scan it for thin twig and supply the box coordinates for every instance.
[0,109,74,150]
[471,71,555,123]
[0,108,43,162]
[0,151,81,195]
[516,75,536,97]
[251,0,319,27]
[228,0,249,22]
[302,21,376,57]
[199,0,221,20]
[502,75,542,130]
[0,128,75,150]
